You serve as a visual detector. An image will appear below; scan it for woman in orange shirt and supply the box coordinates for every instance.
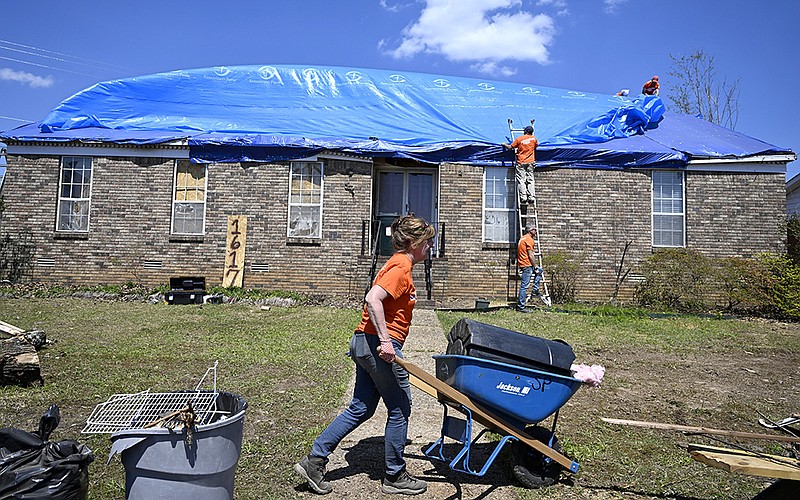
[295,215,436,496]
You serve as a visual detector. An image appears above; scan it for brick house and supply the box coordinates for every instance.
[0,66,795,305]
[788,173,800,216]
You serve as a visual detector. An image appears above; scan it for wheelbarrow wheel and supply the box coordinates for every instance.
[511,426,562,489]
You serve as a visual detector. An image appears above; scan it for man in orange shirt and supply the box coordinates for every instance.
[642,75,660,96]
[503,125,539,204]
[516,224,542,312]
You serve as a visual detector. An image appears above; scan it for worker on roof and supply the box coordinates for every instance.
[503,124,539,205]
[642,75,660,96]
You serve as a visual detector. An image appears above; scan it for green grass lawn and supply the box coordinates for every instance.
[1,299,797,499]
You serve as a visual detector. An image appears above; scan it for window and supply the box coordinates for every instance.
[652,170,685,247]
[483,166,516,242]
[172,160,207,235]
[56,156,93,231]
[288,161,323,238]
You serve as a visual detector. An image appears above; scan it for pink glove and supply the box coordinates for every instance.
[378,339,396,363]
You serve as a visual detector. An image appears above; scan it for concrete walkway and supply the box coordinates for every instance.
[316,308,519,499]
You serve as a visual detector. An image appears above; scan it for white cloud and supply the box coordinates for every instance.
[379,0,416,13]
[604,0,628,13]
[0,68,54,88]
[385,0,556,67]
[536,0,569,16]
[470,61,518,77]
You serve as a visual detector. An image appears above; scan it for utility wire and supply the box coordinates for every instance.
[0,38,132,72]
[0,54,100,78]
[0,115,33,123]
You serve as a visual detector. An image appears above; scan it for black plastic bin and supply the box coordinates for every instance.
[167,276,206,305]
[446,318,575,375]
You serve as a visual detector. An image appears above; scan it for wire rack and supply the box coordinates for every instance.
[81,362,222,434]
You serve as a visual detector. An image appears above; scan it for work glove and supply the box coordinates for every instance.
[378,338,396,363]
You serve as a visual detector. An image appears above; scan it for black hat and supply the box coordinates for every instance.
[524,125,534,134]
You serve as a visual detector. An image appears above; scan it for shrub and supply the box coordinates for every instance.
[757,253,800,320]
[635,249,800,319]
[0,230,35,283]
[635,249,714,312]
[543,251,584,304]
[714,256,774,312]
[788,214,800,264]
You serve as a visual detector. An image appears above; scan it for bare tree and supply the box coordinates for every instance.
[668,50,741,130]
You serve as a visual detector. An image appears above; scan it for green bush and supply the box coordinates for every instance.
[788,214,800,264]
[757,253,800,320]
[714,256,774,311]
[543,250,584,304]
[635,249,800,319]
[635,249,713,312]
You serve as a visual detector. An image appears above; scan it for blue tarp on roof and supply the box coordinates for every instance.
[0,65,793,168]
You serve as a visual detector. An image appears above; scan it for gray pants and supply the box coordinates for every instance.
[516,162,535,203]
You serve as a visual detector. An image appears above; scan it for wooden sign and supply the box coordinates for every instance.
[223,215,247,288]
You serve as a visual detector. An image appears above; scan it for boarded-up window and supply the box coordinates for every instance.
[652,170,685,247]
[56,156,92,232]
[172,161,207,235]
[288,161,323,238]
[483,166,516,243]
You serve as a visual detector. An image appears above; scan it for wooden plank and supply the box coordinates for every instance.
[0,319,25,337]
[602,418,800,444]
[408,373,441,400]
[688,444,800,480]
[396,356,579,472]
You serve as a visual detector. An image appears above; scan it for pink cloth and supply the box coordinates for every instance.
[571,363,605,387]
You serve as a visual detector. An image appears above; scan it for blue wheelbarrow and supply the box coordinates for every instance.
[395,354,584,488]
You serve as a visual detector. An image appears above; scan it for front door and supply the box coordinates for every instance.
[375,168,437,255]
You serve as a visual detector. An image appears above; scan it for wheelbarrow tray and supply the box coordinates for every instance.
[434,355,582,428]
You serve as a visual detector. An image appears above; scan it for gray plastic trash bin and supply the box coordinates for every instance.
[108,392,247,500]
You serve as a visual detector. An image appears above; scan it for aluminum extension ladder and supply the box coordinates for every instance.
[508,118,551,307]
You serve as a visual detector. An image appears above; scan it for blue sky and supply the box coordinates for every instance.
[1,0,797,179]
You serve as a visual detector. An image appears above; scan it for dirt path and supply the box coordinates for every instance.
[317,308,520,499]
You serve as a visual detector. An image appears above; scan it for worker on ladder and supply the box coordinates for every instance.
[503,125,539,204]
[516,224,542,313]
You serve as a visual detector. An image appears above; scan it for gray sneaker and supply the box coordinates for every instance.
[381,470,428,495]
[294,454,332,494]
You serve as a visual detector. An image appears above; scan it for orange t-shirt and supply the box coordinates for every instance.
[357,253,416,343]
[517,233,536,268]
[642,80,660,95]
[510,134,539,164]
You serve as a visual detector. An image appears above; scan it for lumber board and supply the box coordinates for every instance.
[0,319,25,337]
[408,373,440,400]
[602,417,800,444]
[397,356,579,472]
[688,444,800,480]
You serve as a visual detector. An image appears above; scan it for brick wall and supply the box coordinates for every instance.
[434,166,786,304]
[434,163,514,302]
[1,152,787,306]
[686,171,786,257]
[2,154,373,300]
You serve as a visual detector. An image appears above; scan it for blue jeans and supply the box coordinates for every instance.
[311,332,411,476]
[517,265,542,309]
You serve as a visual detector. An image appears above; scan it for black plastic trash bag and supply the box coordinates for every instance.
[0,405,94,500]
